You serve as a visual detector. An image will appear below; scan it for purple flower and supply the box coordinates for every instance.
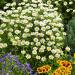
[2,74,6,75]
[26,63,37,75]
[14,56,23,68]
[0,57,3,62]
[1,53,36,75]
[3,53,10,59]
[26,63,32,71]
[9,70,12,72]
[1,53,24,74]
[2,70,6,75]
[30,71,37,75]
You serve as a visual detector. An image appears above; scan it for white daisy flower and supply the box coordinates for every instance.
[21,50,26,54]
[26,54,31,59]
[41,57,46,62]
[49,55,54,60]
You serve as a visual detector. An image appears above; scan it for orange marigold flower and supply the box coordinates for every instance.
[52,71,60,75]
[52,66,72,75]
[57,60,72,70]
[37,65,51,74]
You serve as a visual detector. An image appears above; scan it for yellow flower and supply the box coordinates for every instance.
[57,60,72,70]
[37,67,44,73]
[52,72,59,75]
[74,53,75,58]
[73,61,75,64]
[37,65,51,74]
[52,66,70,75]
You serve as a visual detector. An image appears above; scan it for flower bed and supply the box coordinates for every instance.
[0,0,75,75]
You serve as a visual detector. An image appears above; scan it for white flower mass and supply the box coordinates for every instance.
[0,0,67,62]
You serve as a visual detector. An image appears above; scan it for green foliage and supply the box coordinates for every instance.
[0,0,12,9]
[0,0,5,9]
[66,17,75,54]
[71,64,75,75]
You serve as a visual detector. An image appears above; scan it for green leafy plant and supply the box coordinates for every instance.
[66,17,75,54]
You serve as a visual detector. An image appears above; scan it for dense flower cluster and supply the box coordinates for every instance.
[0,0,67,62]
